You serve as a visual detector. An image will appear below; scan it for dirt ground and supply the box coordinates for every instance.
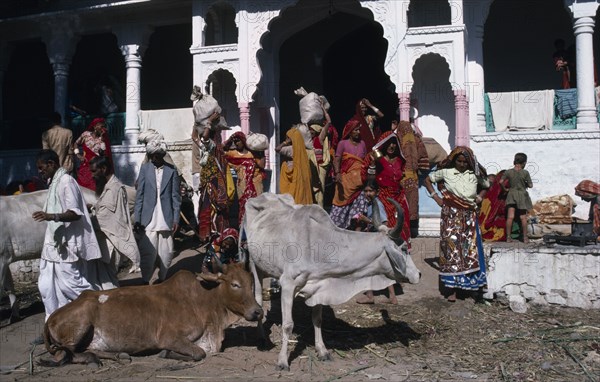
[1,238,599,382]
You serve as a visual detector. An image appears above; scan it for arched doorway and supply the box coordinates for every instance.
[484,0,574,92]
[261,1,397,138]
[411,53,454,153]
[206,69,239,127]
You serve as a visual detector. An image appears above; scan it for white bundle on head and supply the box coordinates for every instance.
[138,129,164,144]
[146,140,168,154]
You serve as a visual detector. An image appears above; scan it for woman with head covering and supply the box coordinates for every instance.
[424,147,490,302]
[306,104,332,207]
[192,115,230,243]
[394,120,430,237]
[479,171,509,241]
[346,98,383,153]
[329,120,368,228]
[574,180,600,237]
[224,131,266,225]
[362,132,411,242]
[276,126,314,205]
[74,118,112,191]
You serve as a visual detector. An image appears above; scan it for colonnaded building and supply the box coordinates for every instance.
[1,0,599,222]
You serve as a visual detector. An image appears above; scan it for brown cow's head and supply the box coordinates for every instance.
[197,263,263,321]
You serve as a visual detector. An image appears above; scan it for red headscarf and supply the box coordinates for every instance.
[226,131,247,150]
[212,228,239,247]
[342,119,360,140]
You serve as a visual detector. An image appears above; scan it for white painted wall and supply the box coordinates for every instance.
[472,134,600,220]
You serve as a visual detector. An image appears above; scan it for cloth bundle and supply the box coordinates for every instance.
[295,87,329,125]
[190,85,228,135]
[246,132,269,151]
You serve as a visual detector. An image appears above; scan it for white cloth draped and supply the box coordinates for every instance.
[488,90,554,131]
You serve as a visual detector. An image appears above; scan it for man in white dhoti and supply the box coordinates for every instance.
[32,150,111,323]
[133,140,181,284]
[89,156,141,277]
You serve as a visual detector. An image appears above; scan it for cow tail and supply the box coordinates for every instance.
[39,324,73,367]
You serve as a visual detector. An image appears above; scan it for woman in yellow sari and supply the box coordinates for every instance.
[276,127,313,205]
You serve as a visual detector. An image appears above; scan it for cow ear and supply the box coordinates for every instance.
[197,272,223,284]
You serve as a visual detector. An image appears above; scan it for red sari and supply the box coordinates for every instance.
[75,118,112,191]
[361,132,411,243]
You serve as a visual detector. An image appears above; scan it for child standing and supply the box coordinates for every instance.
[352,181,398,304]
[501,153,533,243]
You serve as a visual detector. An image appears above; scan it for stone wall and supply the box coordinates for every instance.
[9,259,40,284]
[485,243,600,309]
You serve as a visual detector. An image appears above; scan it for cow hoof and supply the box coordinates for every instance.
[158,350,169,358]
[275,363,290,371]
[116,353,131,362]
[318,352,333,362]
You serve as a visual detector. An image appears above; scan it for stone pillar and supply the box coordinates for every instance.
[43,29,79,122]
[573,16,599,129]
[454,89,469,146]
[467,24,486,133]
[116,26,152,144]
[190,0,206,87]
[239,102,250,134]
[398,92,411,121]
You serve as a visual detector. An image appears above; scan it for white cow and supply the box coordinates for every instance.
[243,193,421,370]
[0,188,97,322]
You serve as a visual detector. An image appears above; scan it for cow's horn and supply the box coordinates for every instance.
[386,198,404,245]
[197,272,221,283]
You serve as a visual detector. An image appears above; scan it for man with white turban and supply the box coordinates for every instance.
[133,140,181,284]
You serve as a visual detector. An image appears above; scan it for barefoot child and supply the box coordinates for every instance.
[352,181,398,304]
[501,153,533,243]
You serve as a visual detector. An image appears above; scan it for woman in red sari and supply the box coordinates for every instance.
[362,132,411,243]
[224,132,266,225]
[479,171,509,241]
[74,118,112,191]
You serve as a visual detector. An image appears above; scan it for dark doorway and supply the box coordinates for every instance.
[70,33,125,117]
[2,41,53,150]
[278,12,397,138]
[484,0,574,92]
[142,23,193,110]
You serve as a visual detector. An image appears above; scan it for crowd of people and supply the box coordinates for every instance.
[3,89,599,341]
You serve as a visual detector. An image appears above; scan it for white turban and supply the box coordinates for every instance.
[138,129,164,144]
[146,140,167,154]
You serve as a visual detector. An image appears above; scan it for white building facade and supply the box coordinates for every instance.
[1,0,598,218]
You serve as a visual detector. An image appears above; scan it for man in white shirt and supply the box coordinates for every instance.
[133,141,181,284]
[32,149,102,321]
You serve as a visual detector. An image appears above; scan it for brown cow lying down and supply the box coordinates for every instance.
[41,264,263,366]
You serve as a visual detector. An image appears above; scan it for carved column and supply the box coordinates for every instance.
[190,0,206,87]
[573,16,599,129]
[42,28,79,122]
[398,92,411,121]
[454,89,470,146]
[239,102,250,134]
[116,26,152,144]
[467,24,486,133]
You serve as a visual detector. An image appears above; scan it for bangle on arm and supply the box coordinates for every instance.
[427,190,440,198]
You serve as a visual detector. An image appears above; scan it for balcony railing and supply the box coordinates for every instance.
[69,112,125,145]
